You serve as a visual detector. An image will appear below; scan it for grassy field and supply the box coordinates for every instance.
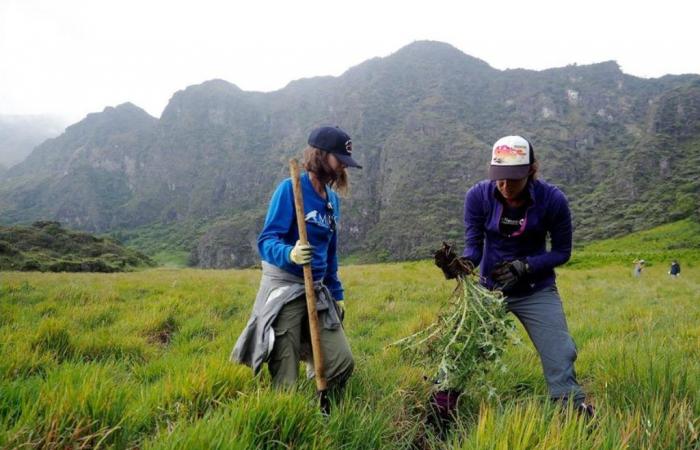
[1,252,699,449]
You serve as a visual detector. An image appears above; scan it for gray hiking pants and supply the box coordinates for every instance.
[269,296,354,389]
[506,285,585,405]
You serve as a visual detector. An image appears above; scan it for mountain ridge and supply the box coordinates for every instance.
[1,40,698,267]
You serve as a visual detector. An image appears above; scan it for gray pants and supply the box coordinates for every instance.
[506,285,585,405]
[269,296,354,389]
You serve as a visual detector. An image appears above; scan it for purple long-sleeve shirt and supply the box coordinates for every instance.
[462,179,572,296]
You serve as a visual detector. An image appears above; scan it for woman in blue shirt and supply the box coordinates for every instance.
[233,126,361,392]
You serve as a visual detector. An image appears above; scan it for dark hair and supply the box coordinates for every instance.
[526,138,538,181]
[529,160,539,181]
[302,146,349,195]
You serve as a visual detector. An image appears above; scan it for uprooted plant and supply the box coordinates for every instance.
[392,243,520,399]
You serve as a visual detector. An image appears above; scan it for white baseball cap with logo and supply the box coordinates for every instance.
[488,135,535,180]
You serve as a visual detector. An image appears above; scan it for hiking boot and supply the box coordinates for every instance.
[426,389,461,437]
[577,402,595,419]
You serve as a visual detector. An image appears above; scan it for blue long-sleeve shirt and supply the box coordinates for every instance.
[463,179,572,296]
[257,172,344,300]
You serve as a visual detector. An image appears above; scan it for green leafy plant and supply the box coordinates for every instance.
[393,275,519,396]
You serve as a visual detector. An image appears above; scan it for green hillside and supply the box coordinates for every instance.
[0,221,154,272]
[568,219,700,268]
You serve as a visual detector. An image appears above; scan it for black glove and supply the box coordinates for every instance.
[434,242,474,279]
[491,259,529,291]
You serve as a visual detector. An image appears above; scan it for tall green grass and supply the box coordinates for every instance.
[1,257,699,448]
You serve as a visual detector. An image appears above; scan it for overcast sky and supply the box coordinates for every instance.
[1,0,698,123]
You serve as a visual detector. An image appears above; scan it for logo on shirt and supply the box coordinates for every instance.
[305,210,335,230]
[501,217,525,226]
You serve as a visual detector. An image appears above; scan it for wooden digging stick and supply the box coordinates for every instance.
[289,159,329,412]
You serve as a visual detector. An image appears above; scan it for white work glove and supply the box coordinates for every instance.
[289,240,313,265]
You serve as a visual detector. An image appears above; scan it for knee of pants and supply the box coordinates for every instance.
[271,327,301,360]
[548,332,578,361]
[269,329,301,387]
[565,338,578,363]
[342,353,355,378]
[540,335,577,375]
[327,350,355,385]
[548,336,577,366]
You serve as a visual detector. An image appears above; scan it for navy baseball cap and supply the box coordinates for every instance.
[307,126,362,169]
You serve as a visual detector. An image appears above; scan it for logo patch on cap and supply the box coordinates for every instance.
[490,136,531,166]
[345,140,352,154]
[492,145,528,165]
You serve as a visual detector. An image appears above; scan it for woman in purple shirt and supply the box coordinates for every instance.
[438,135,593,418]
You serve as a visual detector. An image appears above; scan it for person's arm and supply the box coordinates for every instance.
[462,184,486,266]
[257,179,296,266]
[323,195,344,300]
[526,189,572,273]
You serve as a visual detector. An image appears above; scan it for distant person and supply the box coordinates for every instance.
[232,126,361,395]
[633,259,645,277]
[669,260,681,277]
[436,135,593,418]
